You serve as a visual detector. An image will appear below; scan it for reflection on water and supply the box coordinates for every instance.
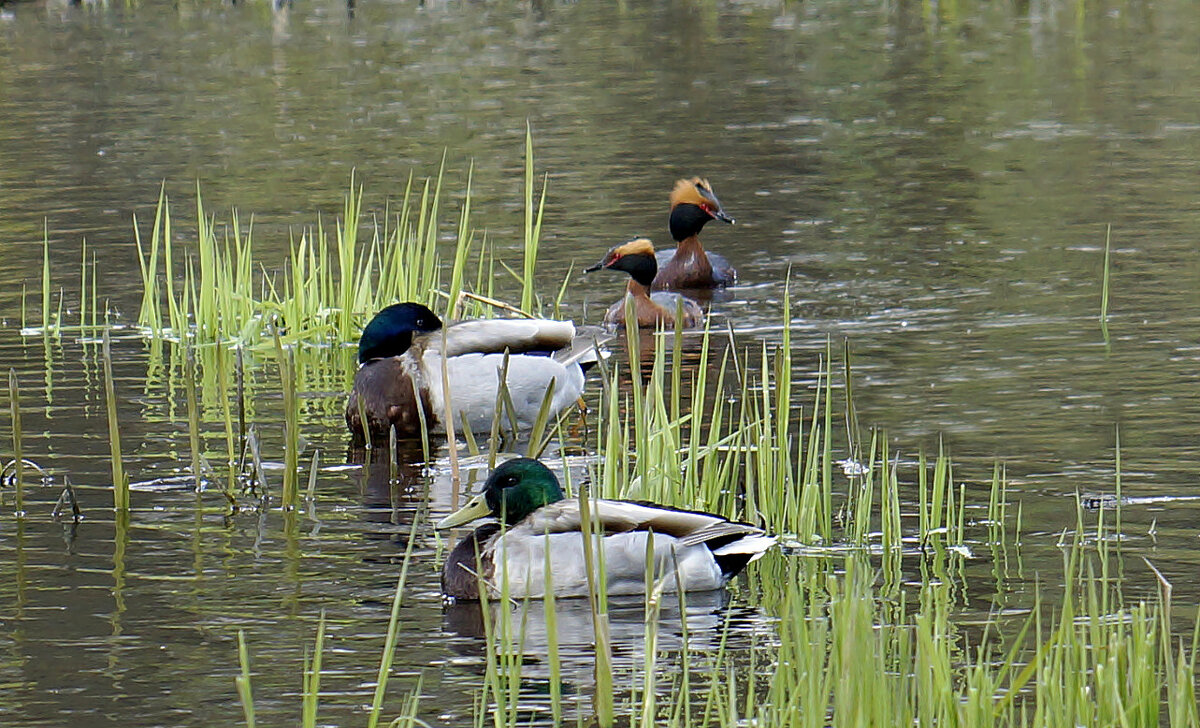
[439,589,776,724]
[445,589,730,666]
[3,0,1200,724]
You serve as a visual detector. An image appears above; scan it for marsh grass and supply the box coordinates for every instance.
[420,299,1197,727]
[21,139,557,517]
[129,136,548,354]
[14,148,1196,725]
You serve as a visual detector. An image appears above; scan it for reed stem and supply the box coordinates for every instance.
[102,330,129,512]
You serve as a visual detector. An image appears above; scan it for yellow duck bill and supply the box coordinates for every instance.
[436,494,493,529]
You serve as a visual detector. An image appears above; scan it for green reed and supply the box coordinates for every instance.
[235,520,422,728]
[184,346,203,491]
[101,330,129,512]
[7,370,24,515]
[221,301,1197,727]
[521,123,547,315]
[235,631,255,728]
[275,333,300,509]
[130,138,544,354]
[1101,223,1112,323]
[41,221,52,333]
[28,144,1181,725]
[300,610,326,728]
[366,518,419,728]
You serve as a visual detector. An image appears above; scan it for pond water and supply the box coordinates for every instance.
[2,0,1200,724]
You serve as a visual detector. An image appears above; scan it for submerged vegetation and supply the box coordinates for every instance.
[4,141,1199,727]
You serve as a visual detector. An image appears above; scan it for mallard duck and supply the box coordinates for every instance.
[654,177,736,290]
[437,457,775,599]
[345,303,606,441]
[584,238,704,328]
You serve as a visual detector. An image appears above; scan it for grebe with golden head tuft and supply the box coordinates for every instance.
[653,177,736,290]
[585,238,704,328]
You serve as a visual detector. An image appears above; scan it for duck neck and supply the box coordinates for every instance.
[620,252,658,288]
[359,330,413,363]
[669,203,712,242]
[674,234,707,261]
[626,278,653,301]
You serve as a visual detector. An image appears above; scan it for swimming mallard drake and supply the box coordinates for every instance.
[345,303,606,441]
[437,457,775,599]
[585,238,704,328]
[654,177,736,290]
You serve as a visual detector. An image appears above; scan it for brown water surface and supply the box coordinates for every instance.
[2,0,1200,724]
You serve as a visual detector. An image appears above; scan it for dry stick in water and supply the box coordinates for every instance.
[447,289,536,320]
[51,476,82,522]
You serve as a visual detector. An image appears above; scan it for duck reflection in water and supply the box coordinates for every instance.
[442,589,736,672]
[347,438,498,545]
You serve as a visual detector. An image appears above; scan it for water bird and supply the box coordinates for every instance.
[437,457,776,599]
[345,303,606,441]
[585,238,704,328]
[654,177,736,289]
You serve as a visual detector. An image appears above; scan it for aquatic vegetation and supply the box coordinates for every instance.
[235,520,424,728]
[6,370,23,515]
[4,145,1197,728]
[101,330,129,511]
[120,134,550,352]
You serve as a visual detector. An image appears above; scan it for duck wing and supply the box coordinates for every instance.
[507,499,774,593]
[519,499,764,546]
[425,319,576,358]
[705,252,737,285]
[551,325,613,370]
[423,352,586,433]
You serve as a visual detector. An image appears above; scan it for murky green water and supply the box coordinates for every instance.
[3,0,1200,724]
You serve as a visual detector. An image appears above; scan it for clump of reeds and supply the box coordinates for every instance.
[130,134,549,354]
